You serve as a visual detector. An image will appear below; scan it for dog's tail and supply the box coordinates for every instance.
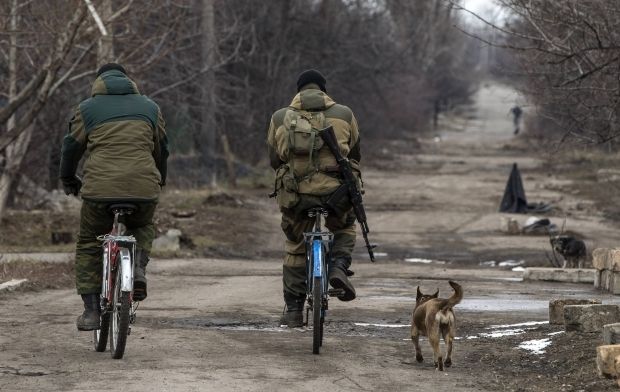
[441,281,463,312]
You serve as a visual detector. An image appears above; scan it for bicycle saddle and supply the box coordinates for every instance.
[307,207,328,217]
[107,203,137,215]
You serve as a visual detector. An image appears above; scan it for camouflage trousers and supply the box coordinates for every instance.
[280,194,356,298]
[75,200,157,294]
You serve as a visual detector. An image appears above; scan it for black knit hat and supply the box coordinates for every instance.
[296,69,327,92]
[96,63,127,77]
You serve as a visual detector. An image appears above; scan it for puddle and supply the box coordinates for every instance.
[480,260,524,268]
[404,258,447,264]
[465,320,548,340]
[479,328,528,338]
[498,260,525,267]
[215,326,291,332]
[493,277,523,282]
[365,295,414,302]
[488,321,547,329]
[518,338,552,355]
[354,323,409,328]
[459,297,548,312]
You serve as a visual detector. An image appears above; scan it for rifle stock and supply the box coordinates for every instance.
[320,126,376,262]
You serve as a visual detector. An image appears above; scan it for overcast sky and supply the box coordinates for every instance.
[460,0,505,24]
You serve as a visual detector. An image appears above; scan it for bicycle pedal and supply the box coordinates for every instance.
[328,288,344,297]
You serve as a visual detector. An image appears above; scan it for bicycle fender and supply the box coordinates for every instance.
[119,247,133,292]
[312,240,323,278]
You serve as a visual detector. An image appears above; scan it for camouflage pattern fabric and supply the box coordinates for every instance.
[280,195,356,298]
[267,86,362,299]
[75,201,156,294]
[267,86,361,196]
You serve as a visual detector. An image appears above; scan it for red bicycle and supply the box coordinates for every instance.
[93,204,138,359]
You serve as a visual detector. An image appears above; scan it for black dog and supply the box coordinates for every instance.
[550,236,586,268]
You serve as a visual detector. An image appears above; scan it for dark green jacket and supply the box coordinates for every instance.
[59,70,169,201]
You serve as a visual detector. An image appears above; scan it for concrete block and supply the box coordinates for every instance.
[593,248,611,271]
[549,298,601,325]
[595,270,603,289]
[499,216,520,234]
[523,267,595,284]
[564,305,620,332]
[611,272,620,295]
[603,270,612,291]
[599,270,620,294]
[611,250,620,272]
[597,345,620,378]
[603,324,620,345]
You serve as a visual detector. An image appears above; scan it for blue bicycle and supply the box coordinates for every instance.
[304,207,344,354]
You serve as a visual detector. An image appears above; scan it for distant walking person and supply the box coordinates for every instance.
[59,63,168,331]
[267,69,362,327]
[510,105,523,135]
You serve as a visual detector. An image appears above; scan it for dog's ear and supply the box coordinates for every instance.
[432,289,439,298]
[416,286,422,300]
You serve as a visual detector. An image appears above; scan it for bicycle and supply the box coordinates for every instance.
[304,207,344,355]
[93,203,139,359]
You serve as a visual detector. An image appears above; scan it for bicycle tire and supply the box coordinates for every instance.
[93,307,110,352]
[109,254,131,359]
[312,276,322,354]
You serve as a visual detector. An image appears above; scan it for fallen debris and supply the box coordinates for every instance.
[152,229,182,253]
[0,279,28,292]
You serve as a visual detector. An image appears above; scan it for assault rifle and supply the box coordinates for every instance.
[320,126,376,262]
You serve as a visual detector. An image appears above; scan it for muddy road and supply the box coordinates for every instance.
[2,83,620,392]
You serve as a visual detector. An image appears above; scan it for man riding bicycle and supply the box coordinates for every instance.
[59,63,168,331]
[267,69,362,327]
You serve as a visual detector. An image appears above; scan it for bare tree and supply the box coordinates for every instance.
[455,0,620,145]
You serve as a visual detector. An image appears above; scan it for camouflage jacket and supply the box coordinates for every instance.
[267,87,361,195]
[59,70,169,202]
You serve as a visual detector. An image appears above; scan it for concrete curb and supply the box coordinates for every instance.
[523,267,595,283]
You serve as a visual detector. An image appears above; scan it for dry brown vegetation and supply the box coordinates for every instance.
[0,0,482,218]
[458,0,620,147]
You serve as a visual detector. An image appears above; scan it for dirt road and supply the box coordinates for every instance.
[1,82,619,392]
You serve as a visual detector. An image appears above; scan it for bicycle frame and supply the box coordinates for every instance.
[304,210,334,317]
[100,212,137,313]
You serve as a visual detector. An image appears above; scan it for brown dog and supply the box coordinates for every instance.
[410,281,463,371]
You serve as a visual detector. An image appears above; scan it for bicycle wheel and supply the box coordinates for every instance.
[93,302,110,352]
[312,276,322,354]
[109,255,131,359]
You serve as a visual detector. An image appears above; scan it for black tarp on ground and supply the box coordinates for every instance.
[499,163,528,213]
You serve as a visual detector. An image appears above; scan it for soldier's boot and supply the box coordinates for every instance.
[280,293,305,328]
[329,257,356,301]
[76,293,101,331]
[133,249,149,301]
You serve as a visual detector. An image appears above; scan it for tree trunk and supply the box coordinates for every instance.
[96,0,114,65]
[220,133,237,188]
[0,0,21,220]
[201,0,218,187]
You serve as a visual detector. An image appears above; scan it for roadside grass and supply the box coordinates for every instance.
[546,149,620,224]
[0,260,74,290]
